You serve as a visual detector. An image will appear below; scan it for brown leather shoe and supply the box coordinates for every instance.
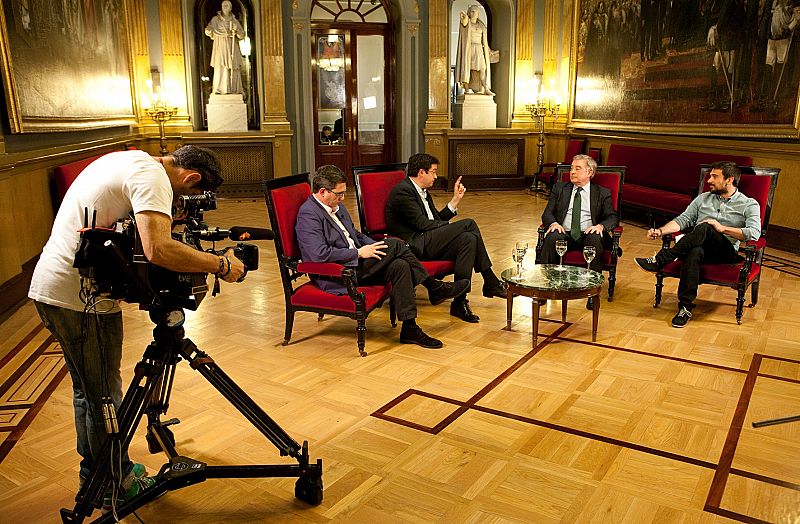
[450,300,480,323]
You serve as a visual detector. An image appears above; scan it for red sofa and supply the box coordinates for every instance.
[605,144,752,217]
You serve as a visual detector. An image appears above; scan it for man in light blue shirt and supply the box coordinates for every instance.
[636,161,761,327]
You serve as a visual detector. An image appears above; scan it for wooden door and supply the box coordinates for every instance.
[312,25,394,183]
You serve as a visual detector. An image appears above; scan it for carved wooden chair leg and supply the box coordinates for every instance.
[607,268,616,301]
[736,289,746,324]
[283,310,295,346]
[318,313,324,321]
[654,274,664,308]
[389,299,397,328]
[356,318,367,357]
[750,279,760,307]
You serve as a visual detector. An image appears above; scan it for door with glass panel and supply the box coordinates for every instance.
[312,25,394,182]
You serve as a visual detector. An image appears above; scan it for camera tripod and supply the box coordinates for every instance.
[60,308,323,523]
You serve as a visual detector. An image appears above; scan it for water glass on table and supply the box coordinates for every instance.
[512,241,528,279]
[582,245,596,280]
[555,240,568,271]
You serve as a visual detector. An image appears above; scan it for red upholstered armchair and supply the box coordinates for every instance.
[352,163,455,278]
[535,165,627,300]
[533,138,585,192]
[263,174,395,357]
[654,166,780,324]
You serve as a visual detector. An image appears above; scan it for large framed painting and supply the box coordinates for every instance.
[0,0,135,133]
[569,0,800,138]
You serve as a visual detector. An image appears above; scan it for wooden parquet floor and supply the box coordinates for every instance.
[1,190,799,523]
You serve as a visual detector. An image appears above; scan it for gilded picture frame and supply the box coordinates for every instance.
[0,0,135,133]
[567,0,800,138]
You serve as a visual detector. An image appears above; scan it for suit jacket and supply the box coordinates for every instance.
[542,181,619,243]
[295,195,375,294]
[385,177,456,246]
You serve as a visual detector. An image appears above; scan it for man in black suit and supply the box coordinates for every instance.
[296,165,469,348]
[385,153,506,323]
[539,154,619,308]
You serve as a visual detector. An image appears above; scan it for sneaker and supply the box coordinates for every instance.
[635,256,661,273]
[671,307,692,328]
[102,463,156,512]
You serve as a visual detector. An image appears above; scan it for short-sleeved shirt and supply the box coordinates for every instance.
[29,151,174,311]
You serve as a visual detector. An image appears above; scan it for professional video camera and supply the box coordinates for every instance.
[73,191,272,312]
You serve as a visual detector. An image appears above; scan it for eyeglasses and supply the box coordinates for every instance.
[326,188,346,198]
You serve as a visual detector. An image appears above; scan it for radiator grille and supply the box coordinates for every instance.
[447,139,525,189]
[185,142,273,198]
[452,142,520,176]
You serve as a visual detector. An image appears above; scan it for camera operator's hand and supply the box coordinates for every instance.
[218,248,245,282]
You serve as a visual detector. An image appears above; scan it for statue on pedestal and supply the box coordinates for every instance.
[455,5,497,96]
[205,1,245,95]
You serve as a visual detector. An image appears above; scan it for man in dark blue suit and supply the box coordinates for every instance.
[296,165,469,349]
[384,153,507,324]
[539,154,619,308]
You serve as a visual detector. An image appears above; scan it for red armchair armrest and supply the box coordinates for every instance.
[297,262,347,277]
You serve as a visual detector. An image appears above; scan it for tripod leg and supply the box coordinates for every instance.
[177,339,304,459]
[61,345,172,523]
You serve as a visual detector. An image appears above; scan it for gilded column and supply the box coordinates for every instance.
[512,0,535,125]
[424,0,449,130]
[158,0,191,130]
[260,0,292,179]
[423,0,449,166]
[125,0,151,126]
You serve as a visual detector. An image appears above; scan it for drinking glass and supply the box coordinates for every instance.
[555,240,568,271]
[512,241,528,279]
[582,246,596,279]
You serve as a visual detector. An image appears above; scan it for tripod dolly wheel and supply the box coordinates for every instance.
[295,474,323,505]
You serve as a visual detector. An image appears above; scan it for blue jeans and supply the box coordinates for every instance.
[34,301,133,481]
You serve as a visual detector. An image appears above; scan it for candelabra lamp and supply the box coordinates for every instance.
[145,102,178,156]
[525,99,560,172]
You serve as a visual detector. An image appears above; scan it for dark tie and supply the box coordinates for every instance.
[570,187,582,241]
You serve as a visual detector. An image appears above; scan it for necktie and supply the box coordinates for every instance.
[570,187,582,241]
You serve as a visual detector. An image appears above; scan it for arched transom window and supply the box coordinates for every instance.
[310,0,388,23]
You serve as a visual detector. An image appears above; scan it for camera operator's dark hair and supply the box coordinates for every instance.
[407,153,439,178]
[711,161,741,187]
[170,145,223,191]
[310,165,346,192]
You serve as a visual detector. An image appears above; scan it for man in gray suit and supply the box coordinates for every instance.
[295,165,469,349]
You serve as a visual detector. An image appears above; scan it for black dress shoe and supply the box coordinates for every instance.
[586,297,594,310]
[399,324,443,348]
[482,281,507,299]
[428,278,470,305]
[450,300,480,323]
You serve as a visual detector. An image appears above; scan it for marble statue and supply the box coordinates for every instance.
[205,1,245,95]
[455,5,496,96]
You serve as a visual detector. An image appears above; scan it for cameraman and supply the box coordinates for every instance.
[28,145,244,507]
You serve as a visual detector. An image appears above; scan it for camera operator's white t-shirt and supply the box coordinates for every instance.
[29,150,174,312]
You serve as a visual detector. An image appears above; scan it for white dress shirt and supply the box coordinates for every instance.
[561,181,593,233]
[409,177,457,219]
[314,195,356,249]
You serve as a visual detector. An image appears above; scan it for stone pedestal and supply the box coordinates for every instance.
[207,93,247,132]
[453,94,497,129]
